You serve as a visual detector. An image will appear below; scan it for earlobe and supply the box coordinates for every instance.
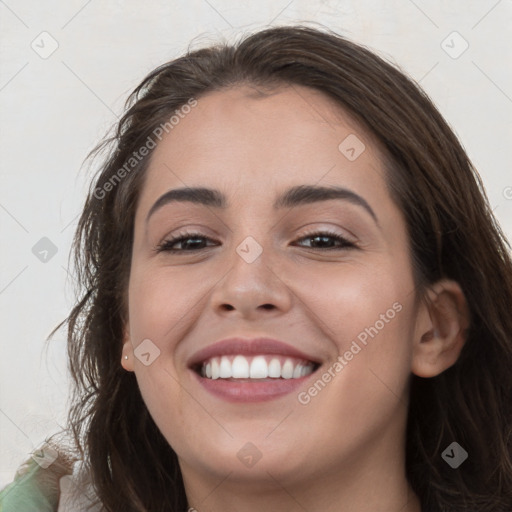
[121,328,135,372]
[411,280,470,378]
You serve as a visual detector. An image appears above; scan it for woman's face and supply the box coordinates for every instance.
[122,85,425,488]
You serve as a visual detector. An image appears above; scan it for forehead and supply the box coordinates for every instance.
[139,85,388,209]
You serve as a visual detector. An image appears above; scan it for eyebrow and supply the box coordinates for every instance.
[145,184,379,225]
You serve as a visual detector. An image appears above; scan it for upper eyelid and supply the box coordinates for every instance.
[159,222,357,240]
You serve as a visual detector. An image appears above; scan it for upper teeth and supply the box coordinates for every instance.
[200,355,315,380]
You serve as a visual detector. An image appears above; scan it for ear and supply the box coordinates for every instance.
[121,323,135,372]
[411,279,470,378]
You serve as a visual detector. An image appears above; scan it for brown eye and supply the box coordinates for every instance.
[155,232,218,253]
[294,230,356,250]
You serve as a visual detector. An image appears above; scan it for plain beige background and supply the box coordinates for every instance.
[1,0,511,486]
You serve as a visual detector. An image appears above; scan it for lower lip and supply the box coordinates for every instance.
[191,370,316,403]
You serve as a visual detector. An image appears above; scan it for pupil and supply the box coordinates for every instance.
[314,236,331,247]
[185,237,205,249]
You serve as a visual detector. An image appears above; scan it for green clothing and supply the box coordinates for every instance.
[0,448,100,511]
[0,459,58,512]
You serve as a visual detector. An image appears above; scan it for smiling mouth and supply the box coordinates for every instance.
[193,354,320,380]
[188,337,323,402]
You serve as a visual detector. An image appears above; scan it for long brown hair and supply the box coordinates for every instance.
[52,25,512,511]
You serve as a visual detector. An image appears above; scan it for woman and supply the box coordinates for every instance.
[1,25,511,512]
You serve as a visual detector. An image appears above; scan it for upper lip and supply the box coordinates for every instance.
[188,337,322,368]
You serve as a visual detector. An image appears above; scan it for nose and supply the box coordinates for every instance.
[208,241,293,320]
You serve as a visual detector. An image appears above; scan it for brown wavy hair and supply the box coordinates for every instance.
[51,25,512,511]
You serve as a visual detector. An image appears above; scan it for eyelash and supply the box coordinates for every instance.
[155,229,357,254]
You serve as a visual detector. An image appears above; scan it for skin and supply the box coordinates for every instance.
[121,85,469,511]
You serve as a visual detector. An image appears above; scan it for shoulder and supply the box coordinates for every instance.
[0,445,103,512]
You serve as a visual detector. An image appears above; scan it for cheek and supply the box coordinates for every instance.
[127,264,200,352]
[295,255,416,411]
[125,265,196,438]
[298,254,415,353]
